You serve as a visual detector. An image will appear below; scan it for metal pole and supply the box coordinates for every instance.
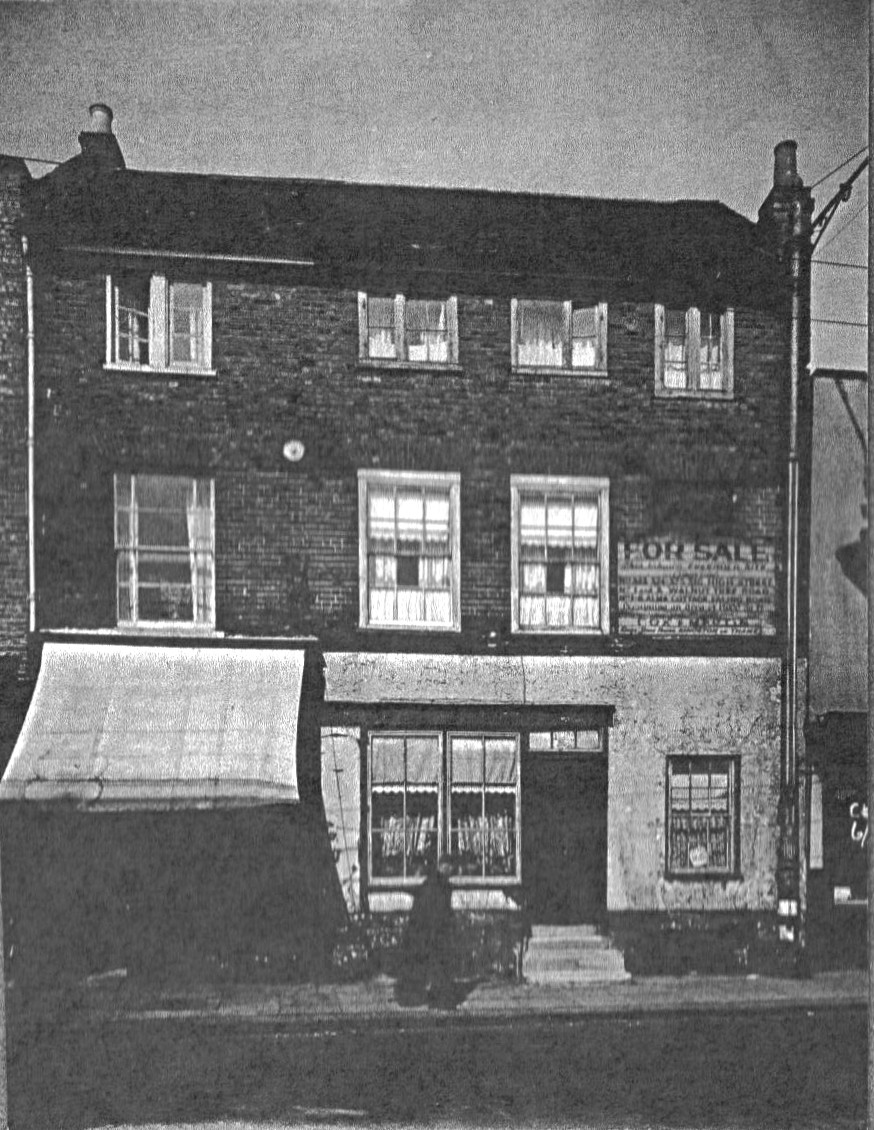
[867,3,874,1125]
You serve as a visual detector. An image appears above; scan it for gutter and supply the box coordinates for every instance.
[61,244,316,269]
[23,237,35,634]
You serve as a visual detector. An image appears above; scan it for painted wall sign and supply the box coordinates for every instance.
[618,537,776,636]
[849,800,868,849]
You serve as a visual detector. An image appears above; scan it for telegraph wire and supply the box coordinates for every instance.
[810,145,869,189]
[817,201,868,254]
[812,259,867,271]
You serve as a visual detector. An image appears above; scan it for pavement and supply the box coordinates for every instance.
[27,965,866,1028]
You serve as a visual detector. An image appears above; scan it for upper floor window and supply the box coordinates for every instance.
[114,473,215,628]
[666,756,740,877]
[511,299,607,373]
[510,476,610,634]
[358,293,459,365]
[358,470,461,630]
[107,274,213,373]
[654,305,733,398]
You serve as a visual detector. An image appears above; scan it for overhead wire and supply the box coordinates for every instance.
[810,145,869,190]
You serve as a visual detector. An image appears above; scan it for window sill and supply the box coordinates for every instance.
[665,871,742,882]
[368,876,520,889]
[512,366,608,378]
[104,363,217,378]
[357,359,462,374]
[511,627,609,637]
[115,623,221,636]
[654,385,733,401]
[361,622,462,633]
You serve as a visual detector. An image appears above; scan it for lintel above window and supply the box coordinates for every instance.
[106,274,214,374]
[654,304,734,399]
[511,299,607,374]
[358,293,459,366]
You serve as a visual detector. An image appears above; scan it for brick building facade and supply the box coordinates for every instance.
[0,106,814,981]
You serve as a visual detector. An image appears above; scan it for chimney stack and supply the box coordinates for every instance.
[757,139,813,262]
[78,103,125,171]
[773,140,802,191]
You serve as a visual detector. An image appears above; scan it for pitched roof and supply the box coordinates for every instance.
[25,154,781,303]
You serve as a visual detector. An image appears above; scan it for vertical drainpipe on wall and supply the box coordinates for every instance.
[23,237,36,635]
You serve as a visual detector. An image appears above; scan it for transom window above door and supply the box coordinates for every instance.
[358,293,459,365]
[510,475,610,634]
[511,299,607,373]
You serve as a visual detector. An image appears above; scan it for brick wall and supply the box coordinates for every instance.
[30,263,791,647]
[0,158,30,660]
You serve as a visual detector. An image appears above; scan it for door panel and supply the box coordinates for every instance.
[524,752,607,923]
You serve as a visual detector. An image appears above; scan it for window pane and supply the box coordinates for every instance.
[114,276,150,365]
[529,731,551,751]
[484,737,517,784]
[484,793,517,876]
[668,759,735,873]
[169,283,205,366]
[406,735,441,787]
[372,736,405,785]
[451,737,484,784]
[367,297,396,359]
[450,792,485,875]
[518,301,564,367]
[571,305,597,368]
[405,300,447,362]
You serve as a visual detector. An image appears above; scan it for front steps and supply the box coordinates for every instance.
[523,924,631,985]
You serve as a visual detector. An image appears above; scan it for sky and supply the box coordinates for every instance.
[0,0,868,370]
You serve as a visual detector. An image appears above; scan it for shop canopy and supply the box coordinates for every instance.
[0,643,305,808]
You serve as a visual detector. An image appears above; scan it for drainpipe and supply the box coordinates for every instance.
[23,237,35,634]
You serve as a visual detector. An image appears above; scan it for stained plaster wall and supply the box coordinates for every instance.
[324,652,783,914]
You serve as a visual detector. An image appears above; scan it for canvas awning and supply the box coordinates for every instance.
[0,643,305,808]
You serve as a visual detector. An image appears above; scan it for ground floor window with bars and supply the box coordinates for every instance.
[666,756,739,876]
[368,731,520,885]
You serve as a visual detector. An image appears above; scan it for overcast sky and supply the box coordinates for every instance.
[0,0,867,369]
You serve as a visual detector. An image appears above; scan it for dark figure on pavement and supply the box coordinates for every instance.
[398,855,456,1008]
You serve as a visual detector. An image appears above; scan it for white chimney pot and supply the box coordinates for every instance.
[88,104,114,134]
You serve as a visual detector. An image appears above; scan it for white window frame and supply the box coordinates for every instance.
[511,299,608,374]
[367,729,521,888]
[368,731,443,886]
[357,293,459,366]
[510,475,610,635]
[654,304,734,398]
[358,469,462,631]
[106,274,214,374]
[114,472,216,630]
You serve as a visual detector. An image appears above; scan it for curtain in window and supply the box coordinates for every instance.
[405,300,448,362]
[664,308,688,389]
[169,283,205,366]
[571,305,597,368]
[519,492,600,629]
[114,277,150,365]
[518,301,564,367]
[186,479,213,625]
[367,297,396,359]
[699,312,723,390]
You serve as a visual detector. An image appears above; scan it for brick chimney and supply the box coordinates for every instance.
[757,140,814,261]
[78,103,125,171]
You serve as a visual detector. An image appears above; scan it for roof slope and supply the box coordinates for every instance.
[26,157,780,302]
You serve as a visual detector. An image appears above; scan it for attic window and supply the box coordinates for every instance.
[106,274,213,374]
[511,299,607,373]
[654,305,734,398]
[358,293,459,366]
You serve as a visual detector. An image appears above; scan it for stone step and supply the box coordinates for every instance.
[523,924,630,985]
[530,924,601,941]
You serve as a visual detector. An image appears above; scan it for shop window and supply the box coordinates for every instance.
[510,475,610,634]
[369,733,442,881]
[358,293,458,364]
[114,473,215,628]
[107,274,213,372]
[654,305,734,398]
[358,470,461,630]
[368,730,521,886]
[666,756,739,876]
[511,299,607,372]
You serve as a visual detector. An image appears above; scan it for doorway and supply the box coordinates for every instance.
[524,748,608,924]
